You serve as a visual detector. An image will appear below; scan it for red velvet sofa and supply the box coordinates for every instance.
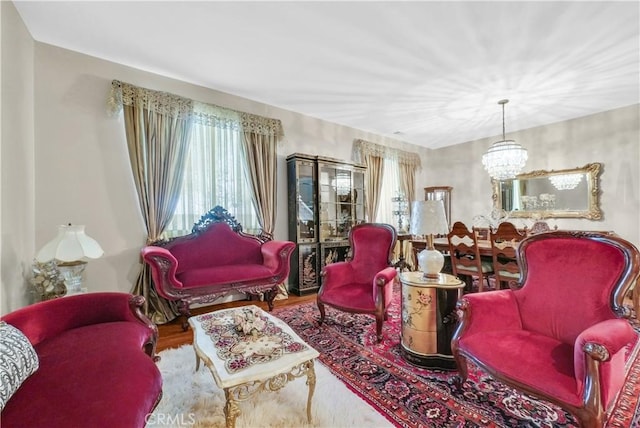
[142,206,295,328]
[0,292,162,428]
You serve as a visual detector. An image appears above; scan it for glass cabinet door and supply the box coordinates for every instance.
[318,162,366,242]
[318,165,338,241]
[296,162,316,242]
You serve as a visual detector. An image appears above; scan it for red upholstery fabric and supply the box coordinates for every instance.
[141,220,295,316]
[2,292,154,347]
[1,293,161,428]
[452,231,640,427]
[2,323,162,428]
[349,225,396,283]
[168,223,263,273]
[317,223,397,342]
[574,319,634,406]
[178,264,273,288]
[460,329,579,405]
[514,238,625,345]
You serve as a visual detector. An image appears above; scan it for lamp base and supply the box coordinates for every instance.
[417,248,444,280]
[57,260,87,294]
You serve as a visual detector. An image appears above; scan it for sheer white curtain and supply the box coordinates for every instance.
[375,158,401,225]
[165,120,259,238]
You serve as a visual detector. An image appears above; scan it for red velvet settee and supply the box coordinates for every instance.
[0,292,162,428]
[142,206,295,328]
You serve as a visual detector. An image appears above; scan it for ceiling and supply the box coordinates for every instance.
[13,1,640,149]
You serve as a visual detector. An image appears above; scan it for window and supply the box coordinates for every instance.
[375,158,402,227]
[164,120,259,238]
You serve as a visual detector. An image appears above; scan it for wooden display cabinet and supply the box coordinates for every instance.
[287,153,366,295]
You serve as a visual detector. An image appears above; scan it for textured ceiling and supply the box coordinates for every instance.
[13,1,640,149]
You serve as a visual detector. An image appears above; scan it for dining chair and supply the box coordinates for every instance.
[447,221,494,292]
[489,221,527,289]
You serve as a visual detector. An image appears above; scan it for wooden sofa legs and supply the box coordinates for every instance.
[177,300,191,331]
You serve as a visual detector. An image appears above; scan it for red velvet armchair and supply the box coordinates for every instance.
[317,223,397,342]
[451,231,640,428]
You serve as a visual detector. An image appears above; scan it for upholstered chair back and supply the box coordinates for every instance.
[349,224,396,285]
[514,233,629,345]
[167,222,263,273]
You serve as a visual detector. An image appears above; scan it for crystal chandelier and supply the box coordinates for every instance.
[549,173,582,190]
[482,99,528,180]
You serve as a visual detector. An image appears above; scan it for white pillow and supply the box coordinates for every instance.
[0,321,39,410]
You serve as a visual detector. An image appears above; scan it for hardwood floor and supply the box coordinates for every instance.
[156,293,317,352]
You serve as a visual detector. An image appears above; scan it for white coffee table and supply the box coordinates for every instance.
[188,305,320,428]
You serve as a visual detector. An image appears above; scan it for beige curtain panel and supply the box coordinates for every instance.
[112,80,194,324]
[109,80,285,320]
[363,153,385,222]
[239,124,284,297]
[240,132,278,237]
[352,139,421,221]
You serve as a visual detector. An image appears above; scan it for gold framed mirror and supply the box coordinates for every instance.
[492,163,603,220]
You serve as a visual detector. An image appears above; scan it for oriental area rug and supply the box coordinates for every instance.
[272,288,640,428]
[148,344,390,427]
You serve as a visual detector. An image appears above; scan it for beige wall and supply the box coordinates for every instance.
[426,104,640,246]
[28,42,427,311]
[2,6,638,313]
[1,1,36,314]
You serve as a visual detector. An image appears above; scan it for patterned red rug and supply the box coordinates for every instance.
[273,288,640,427]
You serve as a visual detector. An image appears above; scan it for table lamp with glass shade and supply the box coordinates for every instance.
[36,224,104,295]
[410,200,450,279]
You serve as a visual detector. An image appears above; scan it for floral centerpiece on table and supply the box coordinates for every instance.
[233,307,267,338]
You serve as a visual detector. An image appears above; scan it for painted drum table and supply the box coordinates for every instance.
[399,272,465,370]
[188,305,320,428]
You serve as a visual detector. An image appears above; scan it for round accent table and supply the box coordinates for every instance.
[399,272,465,370]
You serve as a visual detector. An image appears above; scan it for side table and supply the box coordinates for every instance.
[399,272,464,370]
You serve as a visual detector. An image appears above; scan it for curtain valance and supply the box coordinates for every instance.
[352,139,422,169]
[108,80,193,119]
[240,112,284,139]
[108,80,283,138]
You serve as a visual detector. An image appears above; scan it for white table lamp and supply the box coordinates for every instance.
[410,200,449,279]
[36,224,104,294]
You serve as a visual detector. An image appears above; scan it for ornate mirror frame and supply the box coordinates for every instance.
[492,163,603,220]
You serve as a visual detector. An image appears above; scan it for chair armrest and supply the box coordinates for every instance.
[576,318,636,363]
[1,293,154,348]
[321,262,355,289]
[261,240,296,271]
[455,290,522,338]
[141,246,182,299]
[373,267,397,309]
[574,318,636,409]
[373,267,397,287]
